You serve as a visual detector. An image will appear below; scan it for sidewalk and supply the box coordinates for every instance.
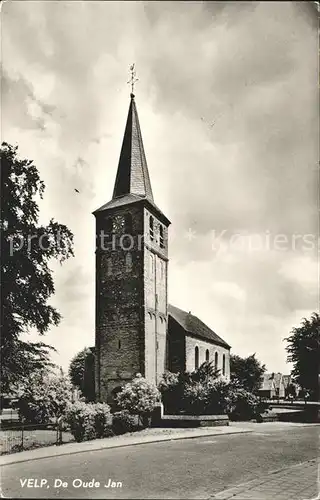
[0,424,253,467]
[211,458,320,500]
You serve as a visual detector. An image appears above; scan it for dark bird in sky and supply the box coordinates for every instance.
[74,189,80,193]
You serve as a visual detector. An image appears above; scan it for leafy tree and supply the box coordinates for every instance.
[285,313,320,401]
[230,354,266,394]
[285,383,297,399]
[68,347,95,401]
[16,372,74,424]
[0,142,74,393]
[69,348,90,392]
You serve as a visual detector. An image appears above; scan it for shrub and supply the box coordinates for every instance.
[206,379,231,415]
[93,403,113,438]
[158,371,181,414]
[116,374,160,427]
[227,388,260,421]
[183,378,230,415]
[65,401,112,442]
[112,410,139,435]
[65,402,96,442]
[159,369,230,415]
[17,373,74,424]
[159,368,267,419]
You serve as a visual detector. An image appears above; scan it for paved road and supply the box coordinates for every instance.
[1,425,319,499]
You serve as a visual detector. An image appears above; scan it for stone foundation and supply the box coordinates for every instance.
[151,405,229,427]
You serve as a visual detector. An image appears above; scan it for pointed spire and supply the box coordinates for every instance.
[112,94,154,202]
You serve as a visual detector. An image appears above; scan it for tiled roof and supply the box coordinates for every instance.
[113,94,154,201]
[168,304,231,349]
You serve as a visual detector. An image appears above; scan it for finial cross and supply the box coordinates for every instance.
[127,63,139,94]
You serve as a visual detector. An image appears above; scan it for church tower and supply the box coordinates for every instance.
[93,92,170,402]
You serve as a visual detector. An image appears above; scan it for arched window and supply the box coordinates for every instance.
[159,225,165,248]
[125,213,132,234]
[149,216,154,241]
[205,349,210,362]
[222,354,226,376]
[195,346,199,370]
[105,217,113,234]
[215,352,218,371]
[125,252,132,272]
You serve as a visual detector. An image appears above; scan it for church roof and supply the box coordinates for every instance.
[168,304,231,349]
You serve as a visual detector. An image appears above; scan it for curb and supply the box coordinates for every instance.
[0,429,253,467]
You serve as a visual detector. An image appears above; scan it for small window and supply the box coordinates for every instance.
[222,354,226,375]
[125,252,132,272]
[118,340,121,349]
[195,346,199,370]
[149,216,154,241]
[215,352,218,371]
[206,349,210,362]
[159,225,165,249]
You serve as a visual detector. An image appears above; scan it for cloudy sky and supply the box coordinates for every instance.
[2,1,318,374]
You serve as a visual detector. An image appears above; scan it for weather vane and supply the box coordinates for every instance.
[127,63,139,95]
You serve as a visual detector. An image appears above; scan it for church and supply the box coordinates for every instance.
[92,91,231,403]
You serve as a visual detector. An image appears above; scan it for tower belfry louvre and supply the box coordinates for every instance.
[93,89,171,403]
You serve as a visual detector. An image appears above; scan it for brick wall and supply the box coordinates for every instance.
[185,336,230,380]
[95,202,169,402]
[95,204,145,402]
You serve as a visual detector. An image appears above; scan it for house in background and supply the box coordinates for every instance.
[259,372,286,399]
